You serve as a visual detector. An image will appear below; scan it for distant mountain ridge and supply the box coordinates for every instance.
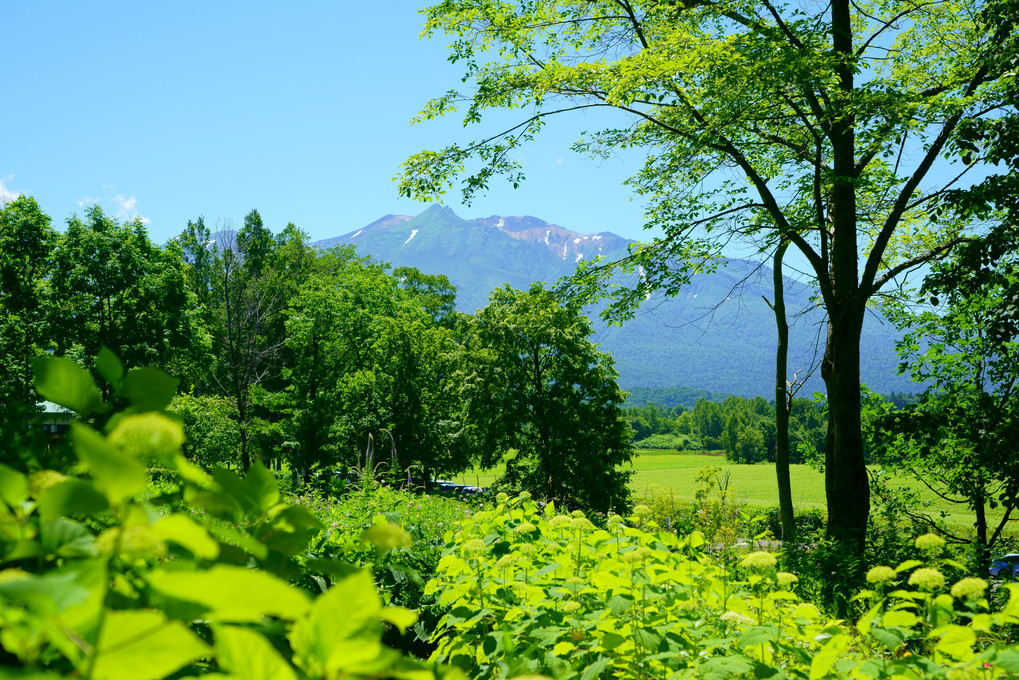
[313,205,917,398]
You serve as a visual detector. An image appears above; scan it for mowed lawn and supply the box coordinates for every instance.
[452,449,999,533]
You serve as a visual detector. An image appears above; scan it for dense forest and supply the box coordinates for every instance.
[0,198,633,511]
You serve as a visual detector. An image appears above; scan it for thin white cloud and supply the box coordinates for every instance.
[0,175,22,204]
[112,194,151,224]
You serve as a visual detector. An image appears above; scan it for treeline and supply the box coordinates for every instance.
[0,197,631,512]
[625,396,827,464]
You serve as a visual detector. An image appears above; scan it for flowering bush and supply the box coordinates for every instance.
[425,493,1019,679]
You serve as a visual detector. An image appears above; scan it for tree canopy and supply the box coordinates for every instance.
[399,0,1018,546]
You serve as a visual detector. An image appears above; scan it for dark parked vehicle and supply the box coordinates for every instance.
[989,554,1019,578]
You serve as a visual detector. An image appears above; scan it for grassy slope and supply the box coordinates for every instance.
[453,450,1001,533]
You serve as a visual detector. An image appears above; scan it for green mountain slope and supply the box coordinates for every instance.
[314,206,916,397]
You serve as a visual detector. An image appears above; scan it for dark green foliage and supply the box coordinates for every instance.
[876,223,1019,571]
[0,352,456,679]
[466,284,634,513]
[0,196,56,409]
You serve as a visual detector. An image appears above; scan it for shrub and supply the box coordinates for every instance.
[425,493,1019,679]
[0,354,459,679]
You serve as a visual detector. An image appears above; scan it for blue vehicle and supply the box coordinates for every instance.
[989,554,1019,578]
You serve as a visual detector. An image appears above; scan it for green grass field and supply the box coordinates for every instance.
[451,449,1002,533]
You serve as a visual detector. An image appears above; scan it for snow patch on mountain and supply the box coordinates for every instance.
[403,229,419,245]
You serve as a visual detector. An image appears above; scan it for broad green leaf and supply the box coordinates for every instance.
[289,570,384,677]
[0,463,29,507]
[380,606,417,634]
[119,366,179,411]
[71,424,147,504]
[148,565,311,622]
[934,625,976,660]
[33,356,103,415]
[212,467,257,516]
[895,560,922,573]
[995,647,1019,672]
[881,610,919,628]
[810,633,850,680]
[213,624,298,680]
[89,610,210,680]
[245,462,280,513]
[580,656,611,680]
[40,518,96,558]
[152,514,219,560]
[0,571,90,615]
[37,479,109,523]
[95,345,125,385]
[870,626,908,651]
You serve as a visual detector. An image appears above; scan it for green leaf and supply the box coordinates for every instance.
[33,356,103,415]
[40,518,97,558]
[213,624,298,680]
[870,626,908,652]
[0,571,90,615]
[0,463,29,507]
[580,656,611,680]
[71,424,147,504]
[289,570,384,677]
[89,610,210,680]
[120,366,179,411]
[380,606,417,634]
[245,462,280,513]
[934,625,976,660]
[37,479,110,523]
[95,345,125,385]
[994,648,1019,672]
[881,610,918,628]
[152,514,219,560]
[147,565,311,622]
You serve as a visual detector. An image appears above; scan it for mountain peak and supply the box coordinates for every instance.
[470,214,631,261]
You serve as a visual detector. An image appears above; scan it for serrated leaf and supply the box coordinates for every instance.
[33,356,103,415]
[120,367,179,411]
[89,610,210,680]
[213,624,297,680]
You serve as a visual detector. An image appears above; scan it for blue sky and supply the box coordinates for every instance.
[1,2,649,244]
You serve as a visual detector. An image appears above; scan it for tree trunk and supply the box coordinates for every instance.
[974,482,990,574]
[821,307,869,547]
[772,240,796,542]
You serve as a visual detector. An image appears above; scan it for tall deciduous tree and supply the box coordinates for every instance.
[51,206,208,388]
[399,0,1016,546]
[0,196,56,408]
[467,284,633,513]
[878,224,1019,572]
